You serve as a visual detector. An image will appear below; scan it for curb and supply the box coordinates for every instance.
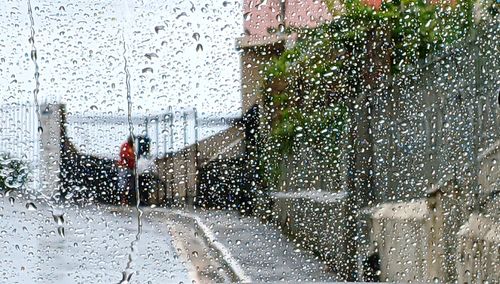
[172,210,252,283]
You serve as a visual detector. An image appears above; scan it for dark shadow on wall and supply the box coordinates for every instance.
[56,103,264,209]
[195,104,264,214]
[58,105,121,204]
[58,106,157,205]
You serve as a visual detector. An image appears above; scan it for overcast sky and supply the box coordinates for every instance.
[0,0,243,157]
[1,0,242,114]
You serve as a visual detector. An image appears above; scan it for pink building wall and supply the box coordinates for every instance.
[242,0,332,45]
[284,0,332,28]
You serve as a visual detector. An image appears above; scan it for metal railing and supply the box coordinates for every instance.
[65,107,239,159]
[0,103,41,190]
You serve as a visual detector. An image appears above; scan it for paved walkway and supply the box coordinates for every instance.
[0,194,190,284]
[1,190,338,283]
[185,210,338,282]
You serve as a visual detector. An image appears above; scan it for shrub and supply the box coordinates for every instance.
[0,153,30,191]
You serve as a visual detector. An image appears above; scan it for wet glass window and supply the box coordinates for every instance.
[0,0,498,283]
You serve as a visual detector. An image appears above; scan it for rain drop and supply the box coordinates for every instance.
[57,227,65,238]
[30,50,37,61]
[52,212,64,225]
[154,26,165,33]
[243,12,251,21]
[278,23,285,33]
[145,53,158,60]
[142,67,153,74]
[119,269,134,284]
[25,202,37,211]
[176,12,187,19]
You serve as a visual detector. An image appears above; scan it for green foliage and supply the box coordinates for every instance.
[259,103,348,188]
[0,154,30,191]
[260,0,475,187]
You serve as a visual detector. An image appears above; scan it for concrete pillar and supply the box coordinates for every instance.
[238,39,285,114]
[39,103,63,196]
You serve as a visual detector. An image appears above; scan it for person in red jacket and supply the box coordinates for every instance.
[118,136,135,205]
[119,136,136,170]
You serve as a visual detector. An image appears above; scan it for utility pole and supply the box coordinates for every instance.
[163,114,167,156]
[194,107,199,207]
[169,106,174,204]
[155,115,159,158]
[183,111,188,206]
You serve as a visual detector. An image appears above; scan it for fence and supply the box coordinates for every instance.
[361,21,499,283]
[0,103,41,190]
[65,108,239,159]
[369,22,499,204]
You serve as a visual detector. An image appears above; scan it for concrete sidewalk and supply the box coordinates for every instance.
[178,210,338,282]
[0,195,190,284]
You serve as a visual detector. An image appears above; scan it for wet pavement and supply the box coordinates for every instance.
[182,210,339,282]
[0,191,338,283]
[0,192,190,284]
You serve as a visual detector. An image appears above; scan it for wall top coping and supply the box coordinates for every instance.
[458,213,500,242]
[478,139,500,163]
[271,191,348,204]
[372,200,428,220]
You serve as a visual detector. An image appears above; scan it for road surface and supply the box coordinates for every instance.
[0,192,190,284]
[0,191,338,283]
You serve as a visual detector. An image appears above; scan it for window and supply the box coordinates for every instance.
[0,0,498,283]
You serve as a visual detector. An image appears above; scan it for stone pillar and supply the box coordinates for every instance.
[39,103,63,196]
[238,37,285,114]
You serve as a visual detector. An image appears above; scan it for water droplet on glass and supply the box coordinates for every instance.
[119,269,134,284]
[9,197,14,205]
[176,12,187,19]
[52,212,64,225]
[142,67,153,74]
[243,12,251,21]
[30,50,37,61]
[154,26,165,33]
[192,32,200,41]
[25,202,37,211]
[37,126,43,134]
[57,227,65,238]
[196,44,203,52]
[278,23,285,33]
[144,53,158,60]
